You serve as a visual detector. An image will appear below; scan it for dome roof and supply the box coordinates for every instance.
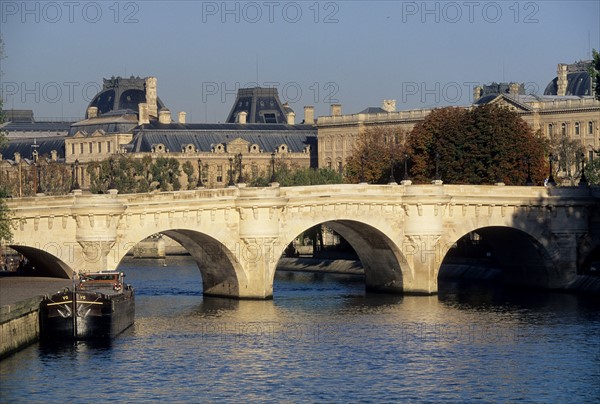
[86,76,166,118]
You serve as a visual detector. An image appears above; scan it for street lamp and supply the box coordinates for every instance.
[579,153,588,186]
[403,153,409,181]
[270,152,276,183]
[237,153,244,183]
[548,153,557,186]
[360,154,366,183]
[196,159,204,188]
[71,159,81,191]
[525,157,534,186]
[228,157,235,186]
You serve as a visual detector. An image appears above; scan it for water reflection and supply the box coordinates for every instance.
[1,256,599,403]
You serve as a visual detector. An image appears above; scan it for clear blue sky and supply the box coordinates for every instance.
[1,1,599,122]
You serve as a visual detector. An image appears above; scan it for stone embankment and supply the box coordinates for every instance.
[0,277,71,359]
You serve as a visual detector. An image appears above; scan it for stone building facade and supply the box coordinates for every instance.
[317,61,600,172]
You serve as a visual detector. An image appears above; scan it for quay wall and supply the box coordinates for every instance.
[0,296,43,359]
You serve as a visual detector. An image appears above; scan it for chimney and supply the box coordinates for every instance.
[158,108,171,124]
[178,111,186,124]
[51,150,58,161]
[303,106,315,124]
[138,103,150,125]
[331,104,342,116]
[145,76,158,118]
[381,100,396,112]
[473,86,483,102]
[509,82,520,96]
[237,111,247,124]
[87,106,98,119]
[557,64,567,96]
[287,111,295,125]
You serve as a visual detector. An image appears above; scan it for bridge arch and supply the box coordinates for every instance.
[277,219,407,294]
[8,244,73,279]
[114,229,248,298]
[439,226,558,288]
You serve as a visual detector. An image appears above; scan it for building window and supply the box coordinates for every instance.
[98,142,102,153]
[589,122,594,135]
[216,165,223,182]
[589,151,594,161]
[575,122,580,136]
[107,142,111,153]
[337,161,343,174]
[263,113,277,123]
[89,143,93,154]
[71,144,75,155]
[80,143,84,154]
[548,124,553,136]
[561,123,567,136]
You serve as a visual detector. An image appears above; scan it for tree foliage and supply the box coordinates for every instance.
[87,155,182,194]
[406,104,547,185]
[548,130,585,185]
[345,126,406,184]
[584,157,600,185]
[249,164,343,187]
[590,49,600,101]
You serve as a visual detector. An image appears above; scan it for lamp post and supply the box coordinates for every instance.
[237,153,244,183]
[270,152,276,183]
[388,154,396,184]
[71,159,80,191]
[228,157,235,186]
[403,153,409,181]
[525,157,534,186]
[435,152,441,181]
[196,159,204,188]
[547,153,557,186]
[579,153,588,186]
[360,154,365,183]
[108,158,116,190]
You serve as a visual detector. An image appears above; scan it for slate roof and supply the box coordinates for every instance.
[225,87,293,124]
[1,136,66,160]
[359,107,388,114]
[544,71,593,96]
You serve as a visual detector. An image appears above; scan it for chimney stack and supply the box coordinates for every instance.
[237,111,247,124]
[178,111,186,124]
[138,103,150,125]
[557,64,567,96]
[145,76,158,118]
[331,104,342,116]
[87,106,98,119]
[286,111,295,125]
[473,86,483,102]
[158,108,171,124]
[303,106,315,124]
[509,82,520,96]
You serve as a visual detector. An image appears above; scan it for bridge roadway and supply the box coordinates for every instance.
[5,183,600,299]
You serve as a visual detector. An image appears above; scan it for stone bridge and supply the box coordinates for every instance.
[5,184,600,299]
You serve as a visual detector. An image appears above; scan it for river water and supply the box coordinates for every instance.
[1,256,599,403]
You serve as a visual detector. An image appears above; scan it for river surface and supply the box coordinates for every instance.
[1,256,599,403]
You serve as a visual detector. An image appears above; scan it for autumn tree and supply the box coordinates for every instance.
[345,126,406,184]
[406,104,547,185]
[548,130,585,185]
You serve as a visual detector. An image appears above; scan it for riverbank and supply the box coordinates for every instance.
[277,257,363,275]
[0,277,71,359]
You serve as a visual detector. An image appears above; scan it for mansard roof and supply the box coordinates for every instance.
[225,87,294,124]
[1,136,66,160]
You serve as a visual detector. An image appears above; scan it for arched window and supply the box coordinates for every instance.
[561,123,567,136]
[575,122,580,136]
[589,122,594,135]
[548,124,553,136]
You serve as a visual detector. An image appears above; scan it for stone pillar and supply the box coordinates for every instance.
[400,186,449,294]
[231,186,287,299]
[71,194,126,273]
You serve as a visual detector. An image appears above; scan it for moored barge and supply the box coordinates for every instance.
[40,271,134,340]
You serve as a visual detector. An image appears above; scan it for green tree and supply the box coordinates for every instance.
[345,126,406,184]
[249,166,343,187]
[590,49,600,101]
[584,157,600,185]
[406,105,547,185]
[182,161,196,189]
